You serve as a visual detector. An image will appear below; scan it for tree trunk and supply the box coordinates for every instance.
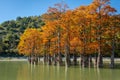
[94,54,97,68]
[80,54,85,67]
[84,55,89,67]
[53,54,57,66]
[48,54,52,65]
[58,53,63,66]
[34,56,38,65]
[65,29,71,67]
[110,52,115,68]
[99,54,103,68]
[43,54,47,64]
[110,24,115,68]
[81,54,90,67]
[73,53,77,66]
[28,55,31,64]
[57,28,62,66]
[65,53,71,67]
[97,52,103,68]
[47,39,51,65]
[110,38,115,68]
[88,55,92,68]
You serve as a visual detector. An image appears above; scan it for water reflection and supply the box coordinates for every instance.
[17,64,120,80]
[0,61,120,80]
[16,63,120,80]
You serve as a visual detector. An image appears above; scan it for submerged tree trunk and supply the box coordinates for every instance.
[47,39,52,65]
[80,54,89,67]
[94,54,98,68]
[80,54,84,67]
[65,44,71,67]
[48,54,52,65]
[110,52,115,68]
[57,27,63,66]
[28,55,31,64]
[65,27,71,67]
[84,55,89,67]
[34,55,38,65]
[97,51,103,68]
[110,24,116,68]
[53,54,57,66]
[73,53,77,66]
[96,3,103,68]
[65,53,71,67]
[43,53,47,64]
[58,53,63,66]
[99,54,103,68]
[88,55,92,68]
[110,37,115,68]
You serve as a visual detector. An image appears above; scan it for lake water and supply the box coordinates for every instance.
[0,61,120,80]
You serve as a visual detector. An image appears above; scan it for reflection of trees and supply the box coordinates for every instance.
[17,62,31,80]
[1,61,120,80]
[0,62,20,80]
[17,62,43,80]
[15,63,120,80]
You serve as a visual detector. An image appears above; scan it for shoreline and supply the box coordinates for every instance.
[0,57,120,62]
[0,57,27,61]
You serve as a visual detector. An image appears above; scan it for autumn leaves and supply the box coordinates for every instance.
[17,0,119,68]
[17,29,41,56]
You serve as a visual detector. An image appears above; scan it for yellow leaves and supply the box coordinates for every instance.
[70,37,83,47]
[88,42,99,49]
[17,28,41,55]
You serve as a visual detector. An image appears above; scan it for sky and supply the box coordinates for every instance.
[0,0,120,23]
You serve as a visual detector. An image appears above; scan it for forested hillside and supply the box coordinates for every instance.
[0,16,44,56]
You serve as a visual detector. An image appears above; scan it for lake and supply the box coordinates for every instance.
[0,61,120,80]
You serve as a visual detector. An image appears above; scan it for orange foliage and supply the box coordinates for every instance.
[17,1,118,57]
[17,28,42,56]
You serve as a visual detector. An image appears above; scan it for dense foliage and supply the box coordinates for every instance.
[0,16,44,56]
[17,0,120,68]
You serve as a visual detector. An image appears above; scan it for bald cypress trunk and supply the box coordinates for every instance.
[96,5,103,68]
[48,39,52,65]
[57,27,63,66]
[65,44,71,67]
[73,53,77,66]
[97,46,103,68]
[110,26,115,68]
[88,55,92,68]
[48,54,52,65]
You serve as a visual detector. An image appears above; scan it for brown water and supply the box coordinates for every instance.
[0,61,120,80]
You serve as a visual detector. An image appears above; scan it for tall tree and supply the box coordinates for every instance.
[91,0,116,68]
[42,2,69,65]
[17,28,41,64]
